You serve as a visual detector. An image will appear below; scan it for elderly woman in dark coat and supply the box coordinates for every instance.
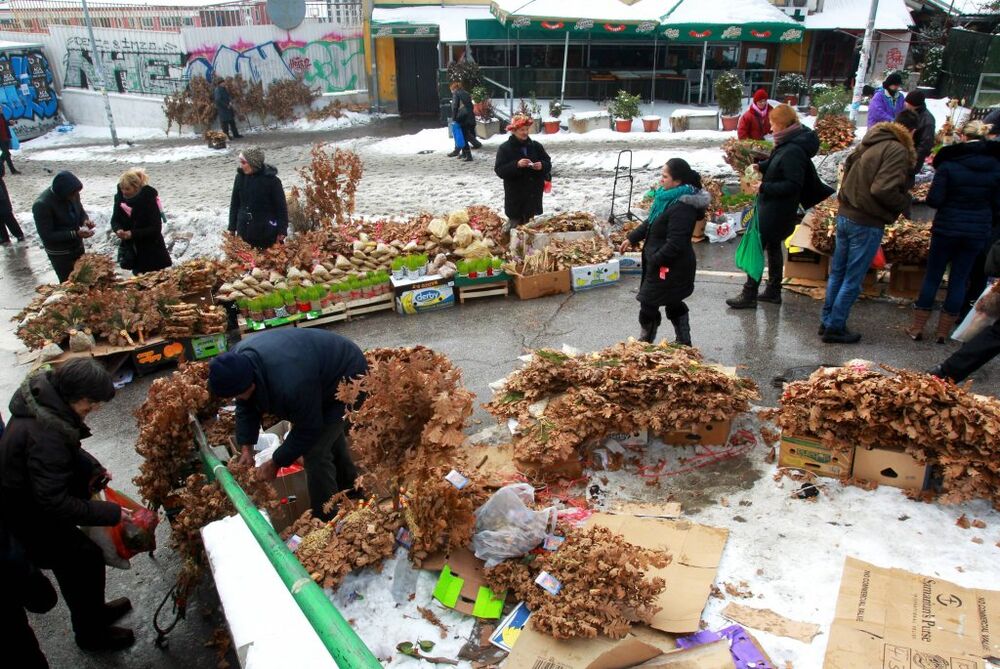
[494,114,551,239]
[619,158,710,346]
[110,168,171,275]
[906,120,1000,343]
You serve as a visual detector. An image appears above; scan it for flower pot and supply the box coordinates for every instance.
[297,300,311,314]
[239,306,249,318]
[263,307,276,320]
[641,116,661,132]
[274,305,288,319]
[614,118,633,132]
[405,268,418,280]
[249,310,263,322]
[783,94,798,105]
[721,115,739,131]
[531,117,542,134]
[391,268,404,280]
[475,119,501,140]
[543,119,561,134]
[416,264,427,277]
[468,271,478,279]
[350,289,361,300]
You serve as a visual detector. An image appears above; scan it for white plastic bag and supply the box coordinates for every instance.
[705,218,737,244]
[953,281,996,343]
[471,483,556,568]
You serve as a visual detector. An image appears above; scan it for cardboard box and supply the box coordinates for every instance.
[660,417,732,447]
[606,428,648,447]
[778,433,854,478]
[888,263,925,298]
[614,252,643,274]
[824,557,1000,668]
[391,274,455,315]
[422,548,505,618]
[571,260,620,291]
[257,420,311,533]
[502,624,677,669]
[852,446,930,491]
[784,249,830,283]
[513,270,572,300]
[131,338,183,375]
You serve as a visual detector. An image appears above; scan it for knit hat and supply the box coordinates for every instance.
[753,89,768,103]
[905,91,926,108]
[506,114,533,132]
[52,171,83,199]
[770,103,799,128]
[240,146,265,171]
[883,72,903,89]
[208,352,255,398]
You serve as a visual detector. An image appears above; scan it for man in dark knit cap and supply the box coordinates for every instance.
[32,171,94,281]
[902,90,935,176]
[208,329,367,519]
[868,72,905,127]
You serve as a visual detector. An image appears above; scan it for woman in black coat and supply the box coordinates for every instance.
[727,104,832,309]
[907,120,1000,343]
[494,114,551,238]
[0,359,134,652]
[620,158,709,346]
[110,169,171,275]
[228,146,288,250]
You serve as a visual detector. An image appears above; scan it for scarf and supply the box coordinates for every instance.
[751,103,768,118]
[773,122,802,146]
[646,184,695,226]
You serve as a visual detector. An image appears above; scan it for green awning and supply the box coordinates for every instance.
[372,23,439,38]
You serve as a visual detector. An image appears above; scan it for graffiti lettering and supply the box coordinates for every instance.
[63,35,187,95]
[0,50,58,139]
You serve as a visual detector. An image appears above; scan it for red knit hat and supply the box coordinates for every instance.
[506,114,533,132]
[753,89,768,103]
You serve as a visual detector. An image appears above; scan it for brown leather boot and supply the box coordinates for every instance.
[905,308,932,341]
[934,311,959,344]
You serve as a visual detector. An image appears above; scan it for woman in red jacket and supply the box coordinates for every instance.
[737,89,772,140]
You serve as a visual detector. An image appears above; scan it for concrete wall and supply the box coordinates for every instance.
[60,89,171,131]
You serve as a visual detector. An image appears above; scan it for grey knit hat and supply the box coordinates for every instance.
[241,146,265,171]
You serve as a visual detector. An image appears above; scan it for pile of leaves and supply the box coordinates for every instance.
[545,237,614,269]
[808,197,838,255]
[502,250,562,277]
[264,77,318,124]
[163,75,216,135]
[722,138,772,174]
[305,99,368,122]
[609,220,641,248]
[814,115,855,154]
[203,129,227,149]
[485,525,669,639]
[776,365,1000,508]
[528,212,597,233]
[221,228,351,274]
[910,182,932,201]
[466,205,506,246]
[703,176,724,212]
[487,341,759,470]
[296,145,363,230]
[882,218,932,265]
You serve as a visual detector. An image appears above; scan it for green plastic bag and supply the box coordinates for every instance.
[735,205,765,283]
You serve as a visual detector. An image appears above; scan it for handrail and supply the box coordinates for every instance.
[482,75,515,118]
[191,414,381,669]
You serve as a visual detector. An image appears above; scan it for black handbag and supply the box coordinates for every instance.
[117,238,136,270]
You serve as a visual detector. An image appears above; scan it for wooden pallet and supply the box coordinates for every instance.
[346,293,394,318]
[456,281,509,304]
[296,303,349,328]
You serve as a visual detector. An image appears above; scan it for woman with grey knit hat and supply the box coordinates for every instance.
[228,146,288,250]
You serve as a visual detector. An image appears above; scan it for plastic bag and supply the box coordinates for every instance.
[450,121,465,150]
[953,281,997,343]
[81,495,131,570]
[734,205,765,282]
[705,218,737,244]
[105,488,158,559]
[471,483,556,568]
[870,246,886,270]
[67,328,96,353]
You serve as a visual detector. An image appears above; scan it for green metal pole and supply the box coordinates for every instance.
[190,416,381,669]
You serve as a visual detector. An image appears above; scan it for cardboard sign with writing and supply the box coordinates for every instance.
[501,624,678,669]
[824,557,1000,668]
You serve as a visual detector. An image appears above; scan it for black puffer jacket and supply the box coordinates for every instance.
[232,329,368,468]
[0,372,119,539]
[228,165,288,249]
[110,184,172,274]
[756,125,833,243]
[32,187,88,257]
[912,105,935,174]
[628,190,710,307]
[494,135,551,221]
[927,140,1000,243]
[452,88,474,127]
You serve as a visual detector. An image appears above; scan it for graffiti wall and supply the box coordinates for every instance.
[0,48,58,140]
[48,22,365,96]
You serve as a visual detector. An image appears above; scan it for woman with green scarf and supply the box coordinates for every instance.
[619,158,710,345]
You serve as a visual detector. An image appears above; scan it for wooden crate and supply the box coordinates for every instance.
[457,281,509,303]
[346,293,394,318]
[297,302,348,328]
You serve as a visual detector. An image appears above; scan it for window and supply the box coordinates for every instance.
[142,17,154,29]
[745,47,771,68]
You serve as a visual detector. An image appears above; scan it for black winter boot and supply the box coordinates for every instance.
[726,285,758,309]
[757,283,782,304]
[639,322,658,343]
[461,147,472,162]
[447,148,461,157]
[670,312,692,346]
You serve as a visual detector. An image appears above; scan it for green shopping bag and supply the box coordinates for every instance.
[734,204,765,283]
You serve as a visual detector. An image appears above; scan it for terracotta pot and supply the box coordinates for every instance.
[297,301,311,313]
[614,118,633,132]
[543,120,561,134]
[783,94,798,105]
[249,310,263,322]
[641,116,661,132]
[720,115,739,131]
[263,307,276,320]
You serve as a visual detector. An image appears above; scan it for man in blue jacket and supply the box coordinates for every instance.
[208,329,368,519]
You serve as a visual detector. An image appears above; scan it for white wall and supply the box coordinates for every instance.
[59,88,170,131]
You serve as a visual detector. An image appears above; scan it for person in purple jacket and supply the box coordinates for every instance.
[867,73,905,127]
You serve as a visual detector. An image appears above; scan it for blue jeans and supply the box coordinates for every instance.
[821,215,883,331]
[914,234,986,315]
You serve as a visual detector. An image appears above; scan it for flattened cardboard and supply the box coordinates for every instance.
[660,417,733,447]
[779,433,854,478]
[824,557,1000,668]
[502,624,678,669]
[852,446,930,491]
[721,603,821,644]
[788,216,825,255]
[634,640,735,668]
[422,547,505,617]
[608,502,682,519]
[888,263,925,299]
[586,513,728,634]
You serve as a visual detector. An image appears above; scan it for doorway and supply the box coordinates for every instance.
[395,39,439,115]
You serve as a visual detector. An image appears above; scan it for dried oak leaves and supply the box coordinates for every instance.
[777,365,1000,508]
[487,341,758,470]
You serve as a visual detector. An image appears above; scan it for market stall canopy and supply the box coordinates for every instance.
[804,0,912,30]
[489,0,804,42]
[372,4,494,40]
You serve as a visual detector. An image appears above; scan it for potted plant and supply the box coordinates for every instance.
[472,86,501,140]
[236,297,250,319]
[294,286,311,313]
[391,255,405,280]
[608,90,641,132]
[776,73,806,105]
[642,115,661,133]
[457,259,470,278]
[544,100,563,134]
[491,257,504,276]
[309,285,325,312]
[248,297,264,323]
[446,60,482,91]
[262,294,278,321]
[714,71,743,131]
